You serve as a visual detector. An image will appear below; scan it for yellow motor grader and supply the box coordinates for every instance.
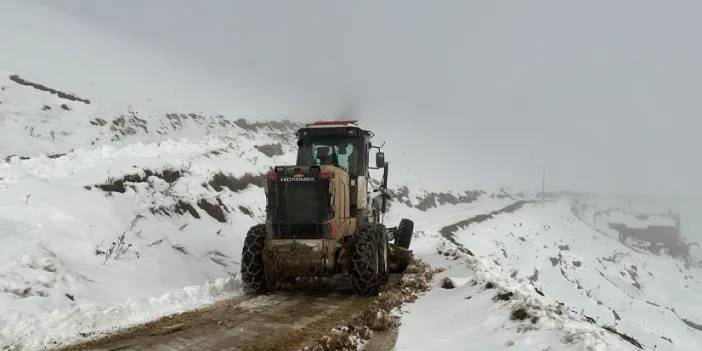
[241,121,413,296]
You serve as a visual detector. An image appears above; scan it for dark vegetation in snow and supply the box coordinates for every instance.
[164,112,207,130]
[197,198,229,223]
[254,143,284,157]
[9,74,91,104]
[387,186,484,211]
[94,168,183,193]
[47,153,65,159]
[3,286,47,298]
[109,112,149,141]
[577,309,644,349]
[510,307,538,323]
[207,249,231,267]
[626,266,641,290]
[89,118,108,126]
[4,152,65,162]
[679,316,702,332]
[147,239,164,247]
[171,244,190,255]
[414,191,483,211]
[233,118,299,132]
[92,170,262,223]
[663,306,702,333]
[238,205,253,217]
[494,291,514,301]
[174,200,200,219]
[207,172,265,192]
[602,325,643,349]
[209,257,228,267]
[3,155,30,162]
[612,309,621,321]
[527,268,539,282]
[440,277,455,289]
[96,217,141,265]
[0,247,60,298]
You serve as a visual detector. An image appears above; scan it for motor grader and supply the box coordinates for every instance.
[241,120,413,296]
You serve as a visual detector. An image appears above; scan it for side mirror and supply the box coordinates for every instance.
[375,151,385,168]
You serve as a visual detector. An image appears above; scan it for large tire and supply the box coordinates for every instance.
[351,224,385,296]
[241,224,266,294]
[388,245,412,273]
[394,218,414,249]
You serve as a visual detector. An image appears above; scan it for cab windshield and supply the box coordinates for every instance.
[297,138,361,175]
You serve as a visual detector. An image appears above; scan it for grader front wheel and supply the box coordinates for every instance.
[350,224,386,296]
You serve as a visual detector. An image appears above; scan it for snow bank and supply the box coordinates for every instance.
[1,277,238,349]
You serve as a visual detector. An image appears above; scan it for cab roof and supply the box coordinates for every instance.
[305,120,359,128]
[297,120,374,139]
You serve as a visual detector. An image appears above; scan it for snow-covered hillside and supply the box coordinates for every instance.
[0,71,301,348]
[2,70,701,350]
[389,197,702,350]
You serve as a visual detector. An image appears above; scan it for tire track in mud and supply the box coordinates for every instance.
[62,291,371,351]
[62,264,433,351]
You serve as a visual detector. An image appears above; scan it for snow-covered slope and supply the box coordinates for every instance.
[2,68,700,350]
[390,197,702,350]
[0,71,301,348]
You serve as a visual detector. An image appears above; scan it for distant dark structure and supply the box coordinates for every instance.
[607,212,690,257]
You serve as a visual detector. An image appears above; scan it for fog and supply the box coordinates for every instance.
[14,1,702,234]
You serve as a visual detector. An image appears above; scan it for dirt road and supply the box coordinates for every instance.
[62,275,410,351]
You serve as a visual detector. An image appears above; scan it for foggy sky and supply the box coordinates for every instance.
[25,1,702,197]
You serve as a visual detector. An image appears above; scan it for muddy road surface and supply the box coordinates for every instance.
[62,274,415,351]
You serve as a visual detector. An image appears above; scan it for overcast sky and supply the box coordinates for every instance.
[16,0,702,198]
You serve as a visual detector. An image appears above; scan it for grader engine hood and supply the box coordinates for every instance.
[266,165,335,239]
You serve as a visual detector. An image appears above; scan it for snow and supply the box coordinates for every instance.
[1,277,236,349]
[391,198,702,350]
[0,70,302,348]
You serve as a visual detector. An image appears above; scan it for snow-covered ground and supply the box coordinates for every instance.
[0,71,301,348]
[2,69,701,350]
[391,197,702,350]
